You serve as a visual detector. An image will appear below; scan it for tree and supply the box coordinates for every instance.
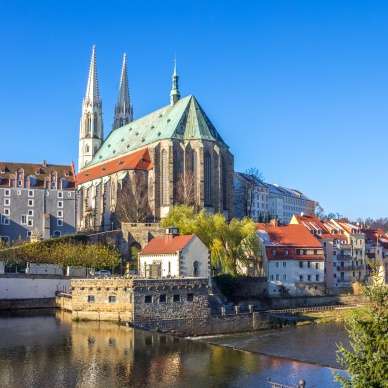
[235,168,265,219]
[333,258,388,387]
[115,173,151,223]
[174,171,197,207]
[314,201,325,219]
[161,204,263,276]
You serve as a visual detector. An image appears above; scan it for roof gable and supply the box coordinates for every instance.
[140,234,196,255]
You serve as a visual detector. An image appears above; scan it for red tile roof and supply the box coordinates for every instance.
[77,148,154,185]
[140,234,196,255]
[257,223,323,247]
[0,161,75,189]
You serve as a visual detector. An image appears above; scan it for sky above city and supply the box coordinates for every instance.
[0,1,387,221]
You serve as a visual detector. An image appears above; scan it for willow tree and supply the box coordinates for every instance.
[333,258,388,387]
[162,205,263,275]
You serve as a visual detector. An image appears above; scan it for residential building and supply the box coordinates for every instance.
[0,161,76,243]
[291,215,367,287]
[77,47,234,231]
[362,228,388,279]
[234,172,269,221]
[257,221,325,296]
[138,227,210,278]
[267,184,314,224]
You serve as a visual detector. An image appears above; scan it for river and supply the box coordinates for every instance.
[0,309,348,387]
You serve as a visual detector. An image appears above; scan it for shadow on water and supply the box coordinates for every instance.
[0,310,347,388]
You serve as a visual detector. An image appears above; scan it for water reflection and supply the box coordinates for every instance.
[0,310,346,387]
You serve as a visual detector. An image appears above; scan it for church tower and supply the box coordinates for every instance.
[78,46,104,171]
[112,53,133,131]
[170,59,180,106]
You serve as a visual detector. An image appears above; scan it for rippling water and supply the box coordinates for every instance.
[0,310,347,387]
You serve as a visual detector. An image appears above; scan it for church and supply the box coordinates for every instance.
[76,47,234,231]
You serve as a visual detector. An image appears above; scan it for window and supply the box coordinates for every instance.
[275,274,280,281]
[28,190,34,197]
[2,217,10,225]
[296,249,301,255]
[307,261,311,268]
[27,219,33,226]
[204,150,212,206]
[283,274,287,280]
[299,261,303,268]
[21,215,27,225]
[315,263,319,269]
[161,150,168,205]
[144,295,152,303]
[58,201,63,208]
[58,191,63,198]
[300,275,303,281]
[173,294,181,302]
[4,198,10,206]
[270,275,274,280]
[159,294,167,303]
[334,274,337,278]
[88,296,95,303]
[282,262,287,268]
[4,190,10,196]
[27,231,32,237]
[28,210,33,216]
[108,296,116,303]
[53,231,61,238]
[57,219,63,226]
[315,275,319,281]
[4,208,10,216]
[68,192,72,198]
[17,190,21,195]
[275,261,279,268]
[284,249,289,255]
[187,293,194,302]
[308,275,311,281]
[314,250,317,255]
[57,210,63,218]
[28,199,34,206]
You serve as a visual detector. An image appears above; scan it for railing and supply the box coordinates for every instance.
[337,265,364,271]
[267,377,305,387]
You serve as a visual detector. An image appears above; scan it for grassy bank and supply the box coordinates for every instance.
[294,306,368,326]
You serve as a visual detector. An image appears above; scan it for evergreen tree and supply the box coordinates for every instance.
[334,259,388,387]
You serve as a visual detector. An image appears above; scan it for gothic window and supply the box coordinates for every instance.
[85,144,90,153]
[88,115,92,133]
[173,149,179,184]
[161,150,169,205]
[119,118,123,127]
[204,150,212,206]
[93,115,98,134]
[192,150,197,201]
[222,156,227,210]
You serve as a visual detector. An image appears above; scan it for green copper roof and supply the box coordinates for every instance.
[87,95,228,167]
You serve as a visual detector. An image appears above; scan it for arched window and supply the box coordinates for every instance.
[204,150,212,206]
[173,149,179,184]
[161,150,169,205]
[85,144,90,153]
[93,115,98,134]
[222,156,227,210]
[191,150,197,202]
[119,118,123,127]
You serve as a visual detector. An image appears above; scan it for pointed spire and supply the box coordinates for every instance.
[170,56,180,106]
[85,45,100,103]
[112,53,133,131]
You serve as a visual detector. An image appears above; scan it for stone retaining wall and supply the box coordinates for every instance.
[0,298,55,310]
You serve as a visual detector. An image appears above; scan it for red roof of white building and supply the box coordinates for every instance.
[140,234,196,255]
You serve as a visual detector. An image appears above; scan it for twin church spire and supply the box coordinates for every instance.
[79,46,180,171]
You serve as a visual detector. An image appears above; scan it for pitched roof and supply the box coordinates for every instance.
[140,234,196,255]
[86,95,228,168]
[76,148,153,185]
[257,223,322,248]
[0,161,75,189]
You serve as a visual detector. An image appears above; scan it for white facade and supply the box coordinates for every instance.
[139,235,210,278]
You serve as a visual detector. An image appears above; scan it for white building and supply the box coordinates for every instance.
[138,227,210,278]
[257,221,325,297]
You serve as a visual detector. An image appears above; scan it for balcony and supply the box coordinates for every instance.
[339,254,352,260]
[337,265,364,271]
[337,244,352,250]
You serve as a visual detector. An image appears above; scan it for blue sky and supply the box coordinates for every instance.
[0,1,387,221]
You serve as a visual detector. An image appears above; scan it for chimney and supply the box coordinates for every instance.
[270,219,279,227]
[165,226,179,242]
[42,160,47,167]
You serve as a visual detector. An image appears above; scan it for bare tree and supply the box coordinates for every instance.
[314,201,325,219]
[174,171,197,207]
[236,168,265,218]
[116,173,151,223]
